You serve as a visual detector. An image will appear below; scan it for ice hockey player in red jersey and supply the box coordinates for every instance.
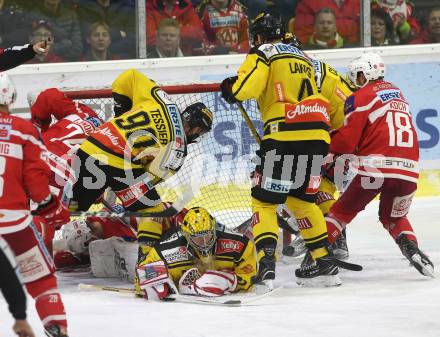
[30,88,103,192]
[0,74,71,336]
[29,88,103,255]
[197,0,250,54]
[325,53,434,278]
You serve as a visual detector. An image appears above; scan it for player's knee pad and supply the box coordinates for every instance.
[251,197,279,250]
[285,197,328,255]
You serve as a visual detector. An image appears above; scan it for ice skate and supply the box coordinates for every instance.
[396,235,434,278]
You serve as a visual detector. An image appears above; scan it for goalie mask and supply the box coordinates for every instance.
[250,11,285,47]
[181,207,216,258]
[181,102,213,143]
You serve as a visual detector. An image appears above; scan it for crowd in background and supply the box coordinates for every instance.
[1,0,439,63]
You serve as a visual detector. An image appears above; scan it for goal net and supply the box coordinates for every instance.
[62,83,262,229]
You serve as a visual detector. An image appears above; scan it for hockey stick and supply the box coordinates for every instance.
[236,101,261,145]
[78,283,282,306]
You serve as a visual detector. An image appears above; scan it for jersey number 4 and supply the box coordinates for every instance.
[385,111,414,147]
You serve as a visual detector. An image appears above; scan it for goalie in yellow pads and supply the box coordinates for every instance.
[135,207,257,299]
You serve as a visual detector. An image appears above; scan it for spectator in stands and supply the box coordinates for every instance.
[147,18,184,58]
[410,7,440,44]
[0,0,32,48]
[239,0,267,21]
[31,0,83,61]
[27,19,65,64]
[146,0,205,56]
[80,21,120,61]
[371,6,395,46]
[294,0,360,46]
[304,8,345,49]
[372,0,420,44]
[197,0,250,55]
[76,0,136,59]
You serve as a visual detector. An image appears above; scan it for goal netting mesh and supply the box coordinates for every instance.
[62,83,262,229]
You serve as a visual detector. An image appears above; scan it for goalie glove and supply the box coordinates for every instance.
[136,260,177,300]
[220,76,239,104]
[179,268,238,297]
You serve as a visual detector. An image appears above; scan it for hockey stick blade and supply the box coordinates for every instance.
[333,259,363,271]
[78,283,135,294]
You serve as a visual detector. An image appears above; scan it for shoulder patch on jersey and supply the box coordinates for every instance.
[257,43,279,60]
[344,95,355,115]
[376,89,401,103]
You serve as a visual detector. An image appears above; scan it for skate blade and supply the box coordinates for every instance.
[412,254,435,278]
[296,275,342,287]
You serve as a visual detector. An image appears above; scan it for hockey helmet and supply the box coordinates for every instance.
[62,220,94,255]
[181,207,217,257]
[181,102,213,143]
[347,53,386,87]
[250,11,285,46]
[0,74,17,106]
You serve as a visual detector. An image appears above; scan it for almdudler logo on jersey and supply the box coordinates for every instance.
[285,99,330,124]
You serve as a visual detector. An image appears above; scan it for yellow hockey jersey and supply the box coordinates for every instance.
[81,69,187,180]
[231,43,331,143]
[143,227,257,292]
[311,59,356,130]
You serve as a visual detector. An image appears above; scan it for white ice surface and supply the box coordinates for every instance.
[1,197,440,337]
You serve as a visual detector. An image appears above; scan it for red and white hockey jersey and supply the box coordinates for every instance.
[0,112,51,234]
[31,88,103,190]
[198,0,250,54]
[330,80,419,183]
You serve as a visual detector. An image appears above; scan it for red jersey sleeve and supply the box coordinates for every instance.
[22,123,51,203]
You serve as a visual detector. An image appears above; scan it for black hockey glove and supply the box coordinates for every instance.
[220,76,239,104]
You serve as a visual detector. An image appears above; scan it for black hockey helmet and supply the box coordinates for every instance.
[250,10,285,46]
[181,102,213,143]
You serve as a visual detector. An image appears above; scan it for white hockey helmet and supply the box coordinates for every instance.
[347,53,386,87]
[62,220,94,255]
[0,73,17,106]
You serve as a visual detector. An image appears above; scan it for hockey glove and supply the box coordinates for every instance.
[32,195,70,228]
[179,268,237,297]
[136,260,177,300]
[220,76,239,104]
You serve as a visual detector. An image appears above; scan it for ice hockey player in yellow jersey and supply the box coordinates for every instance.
[220,10,346,287]
[67,69,213,258]
[135,207,257,299]
[281,34,356,260]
